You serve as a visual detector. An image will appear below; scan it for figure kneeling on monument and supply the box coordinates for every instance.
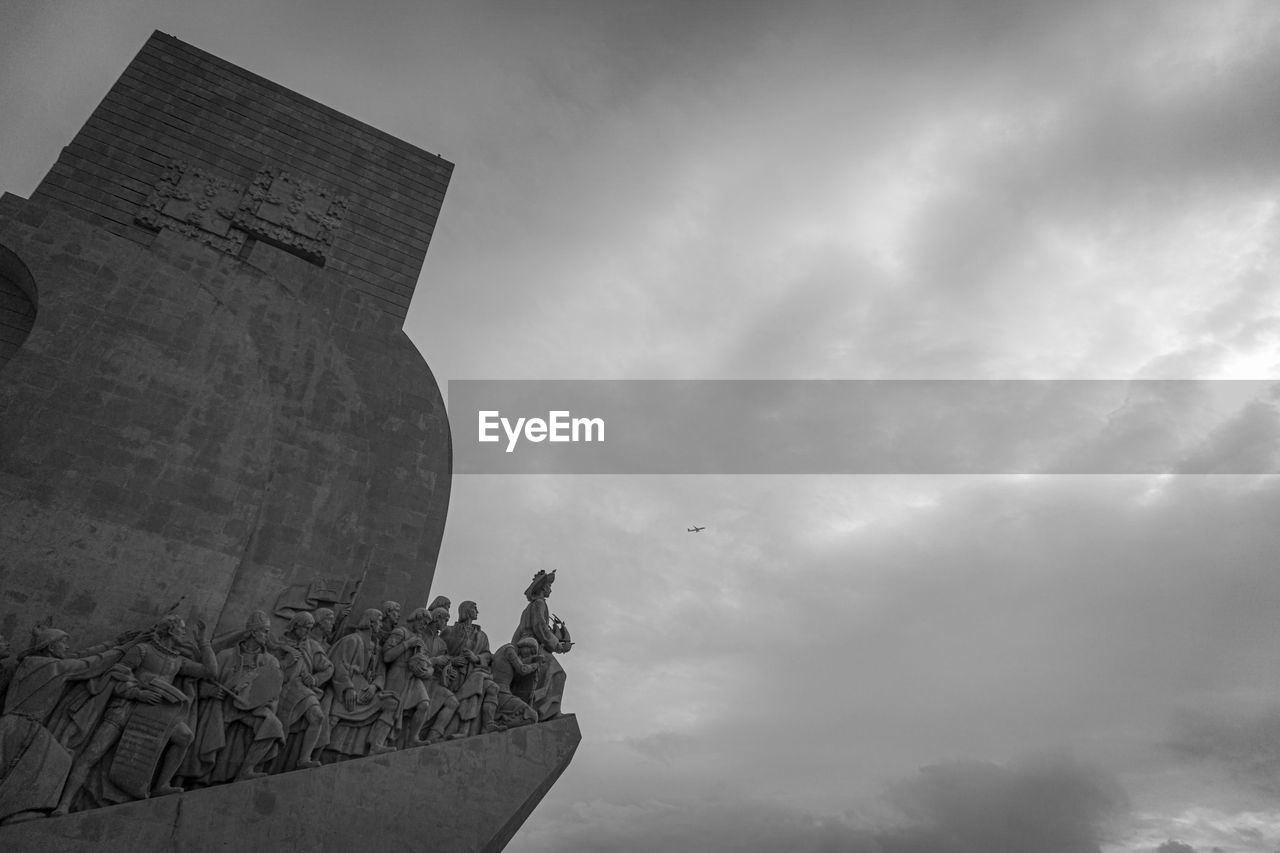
[488,638,541,730]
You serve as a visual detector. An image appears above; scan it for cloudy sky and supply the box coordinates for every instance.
[5,2,1280,851]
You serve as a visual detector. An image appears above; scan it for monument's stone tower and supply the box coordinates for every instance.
[0,32,580,852]
[0,31,452,640]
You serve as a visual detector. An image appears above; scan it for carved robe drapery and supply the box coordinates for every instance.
[321,631,386,757]
[184,645,285,785]
[0,649,124,822]
[441,621,494,736]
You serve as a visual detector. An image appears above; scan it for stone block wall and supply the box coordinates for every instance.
[32,31,451,322]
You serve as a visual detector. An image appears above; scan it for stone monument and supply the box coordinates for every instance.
[0,31,578,851]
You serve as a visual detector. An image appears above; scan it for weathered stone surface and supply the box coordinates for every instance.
[0,715,581,852]
[0,32,454,640]
[0,202,451,638]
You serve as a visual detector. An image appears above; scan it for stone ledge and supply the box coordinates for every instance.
[0,715,580,853]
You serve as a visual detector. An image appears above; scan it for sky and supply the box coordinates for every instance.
[4,1,1280,851]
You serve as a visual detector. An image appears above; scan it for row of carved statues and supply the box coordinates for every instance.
[0,570,571,824]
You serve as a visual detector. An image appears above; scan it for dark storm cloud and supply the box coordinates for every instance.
[1167,708,1280,798]
[624,729,695,765]
[521,754,1126,853]
[880,756,1127,853]
[521,798,883,853]
[1156,842,1198,853]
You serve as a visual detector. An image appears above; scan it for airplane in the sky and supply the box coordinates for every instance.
[687,526,705,533]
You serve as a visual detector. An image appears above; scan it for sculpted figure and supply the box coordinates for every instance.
[183,612,286,785]
[417,607,460,745]
[312,607,337,646]
[54,615,217,814]
[427,595,451,620]
[0,627,134,823]
[488,638,541,730]
[375,600,401,646]
[380,607,435,748]
[322,608,394,757]
[511,570,571,721]
[272,611,332,770]
[441,600,502,737]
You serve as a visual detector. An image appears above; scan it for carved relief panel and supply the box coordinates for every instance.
[135,163,248,254]
[233,168,347,265]
[135,162,347,265]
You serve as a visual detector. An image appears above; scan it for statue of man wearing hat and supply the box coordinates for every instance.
[511,571,572,721]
